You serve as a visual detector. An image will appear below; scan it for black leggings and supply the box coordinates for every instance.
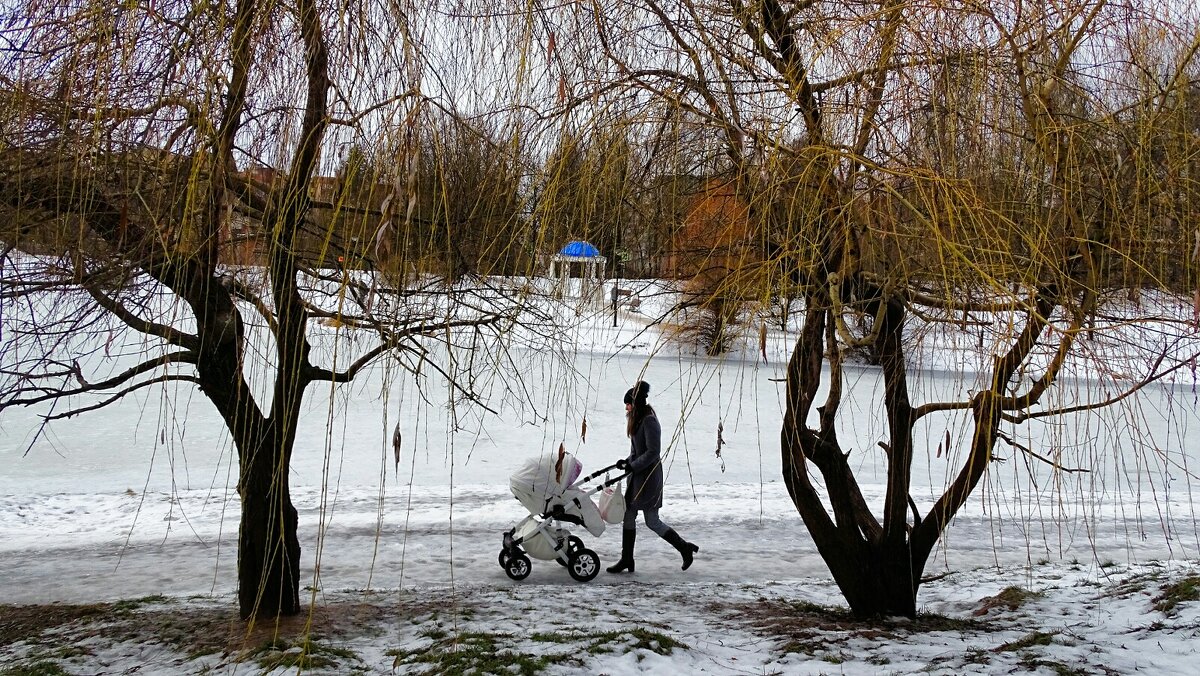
[622,507,671,535]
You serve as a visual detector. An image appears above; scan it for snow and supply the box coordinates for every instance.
[2,270,1200,674]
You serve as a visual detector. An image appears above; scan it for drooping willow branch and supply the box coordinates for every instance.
[82,282,199,351]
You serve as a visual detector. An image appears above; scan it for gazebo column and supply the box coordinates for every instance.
[544,244,607,304]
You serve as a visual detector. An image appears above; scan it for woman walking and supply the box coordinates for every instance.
[607,381,699,573]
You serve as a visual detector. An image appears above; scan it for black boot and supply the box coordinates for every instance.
[662,529,699,570]
[607,528,636,573]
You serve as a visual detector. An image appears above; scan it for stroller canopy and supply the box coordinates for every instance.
[510,451,582,509]
[510,450,606,538]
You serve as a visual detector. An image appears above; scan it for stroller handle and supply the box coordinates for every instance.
[598,472,629,488]
[577,461,630,486]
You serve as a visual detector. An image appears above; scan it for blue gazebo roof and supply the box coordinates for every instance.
[558,240,602,258]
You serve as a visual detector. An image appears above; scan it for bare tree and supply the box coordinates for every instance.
[541,0,1200,616]
[0,0,548,620]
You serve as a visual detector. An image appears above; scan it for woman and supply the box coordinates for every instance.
[607,380,699,573]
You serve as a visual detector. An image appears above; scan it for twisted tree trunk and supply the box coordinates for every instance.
[237,430,302,619]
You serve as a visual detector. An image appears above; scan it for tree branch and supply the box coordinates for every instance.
[82,282,199,351]
[305,343,389,383]
[3,350,197,409]
[1002,351,1197,424]
[42,373,202,421]
[223,276,279,336]
[996,431,1090,474]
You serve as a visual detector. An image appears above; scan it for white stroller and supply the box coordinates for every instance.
[499,450,627,582]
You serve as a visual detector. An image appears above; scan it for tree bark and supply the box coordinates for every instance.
[237,432,302,619]
[828,542,920,618]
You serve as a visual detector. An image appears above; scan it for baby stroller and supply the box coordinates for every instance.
[499,450,627,582]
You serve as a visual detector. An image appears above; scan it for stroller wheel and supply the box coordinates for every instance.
[567,548,600,582]
[498,549,511,568]
[504,553,532,581]
[555,535,585,567]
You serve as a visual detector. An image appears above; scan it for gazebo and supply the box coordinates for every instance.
[547,240,606,301]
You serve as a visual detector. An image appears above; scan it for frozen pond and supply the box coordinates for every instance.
[3,320,1199,604]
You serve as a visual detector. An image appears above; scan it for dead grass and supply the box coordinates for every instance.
[993,630,1057,652]
[1154,576,1200,614]
[732,598,993,658]
[0,603,115,646]
[974,586,1044,616]
[0,595,459,663]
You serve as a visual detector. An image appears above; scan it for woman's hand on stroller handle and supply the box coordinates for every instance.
[579,460,630,490]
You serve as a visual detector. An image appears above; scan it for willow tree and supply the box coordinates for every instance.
[0,1,545,620]
[534,124,640,269]
[413,114,529,278]
[548,0,1200,616]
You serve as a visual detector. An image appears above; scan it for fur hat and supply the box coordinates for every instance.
[623,381,650,406]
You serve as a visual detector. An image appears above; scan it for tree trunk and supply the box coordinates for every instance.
[821,540,921,618]
[230,0,325,622]
[237,438,301,620]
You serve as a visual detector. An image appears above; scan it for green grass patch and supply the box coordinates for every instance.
[388,627,681,675]
[387,631,576,675]
[53,645,91,659]
[582,627,686,656]
[779,638,825,656]
[528,630,579,644]
[913,611,990,632]
[529,627,685,656]
[1154,575,1200,614]
[780,600,857,621]
[1105,571,1165,600]
[186,645,223,661]
[253,637,361,672]
[963,649,991,665]
[420,627,448,641]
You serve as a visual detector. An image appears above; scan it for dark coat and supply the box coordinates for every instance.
[625,413,663,510]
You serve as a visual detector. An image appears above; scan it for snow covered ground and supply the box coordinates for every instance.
[2,273,1200,674]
